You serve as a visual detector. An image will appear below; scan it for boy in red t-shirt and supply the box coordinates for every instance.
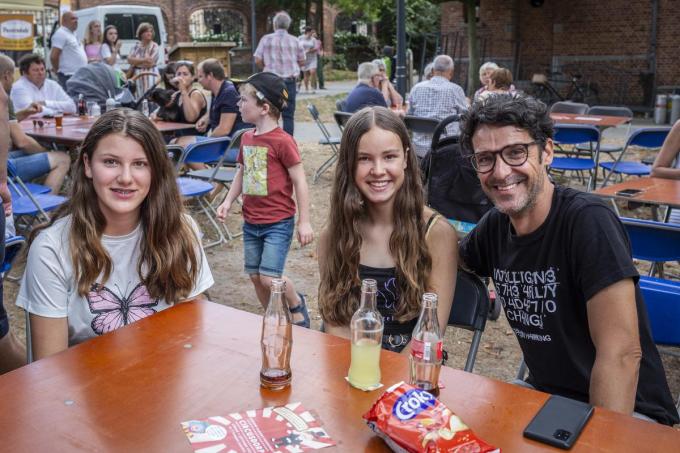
[217,72,313,327]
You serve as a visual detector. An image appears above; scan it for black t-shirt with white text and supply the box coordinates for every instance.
[460,185,679,425]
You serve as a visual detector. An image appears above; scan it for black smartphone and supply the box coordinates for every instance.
[616,188,643,197]
[523,395,594,450]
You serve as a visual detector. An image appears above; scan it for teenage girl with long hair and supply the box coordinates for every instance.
[101,25,122,69]
[17,109,214,360]
[83,20,103,63]
[318,107,458,352]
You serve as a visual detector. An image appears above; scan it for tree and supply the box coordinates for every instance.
[461,0,479,95]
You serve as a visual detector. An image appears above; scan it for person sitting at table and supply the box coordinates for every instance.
[83,20,103,63]
[475,68,513,102]
[372,59,403,109]
[172,58,249,150]
[407,55,468,159]
[0,54,70,194]
[343,62,387,113]
[651,119,680,224]
[317,106,458,352]
[10,53,76,117]
[16,109,214,360]
[457,93,679,425]
[151,61,207,125]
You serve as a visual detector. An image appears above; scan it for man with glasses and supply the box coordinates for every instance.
[458,94,679,426]
[343,62,387,113]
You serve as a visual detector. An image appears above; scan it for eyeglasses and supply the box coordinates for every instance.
[469,141,539,173]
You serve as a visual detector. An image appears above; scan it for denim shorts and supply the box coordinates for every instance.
[9,151,51,181]
[243,216,294,277]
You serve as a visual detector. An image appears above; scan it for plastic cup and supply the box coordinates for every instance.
[86,101,95,117]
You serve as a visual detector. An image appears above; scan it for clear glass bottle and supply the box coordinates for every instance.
[348,279,384,390]
[260,279,292,390]
[142,99,149,117]
[409,292,442,396]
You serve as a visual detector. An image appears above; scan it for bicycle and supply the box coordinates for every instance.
[530,71,599,105]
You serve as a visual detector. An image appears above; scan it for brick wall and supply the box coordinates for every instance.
[440,0,678,106]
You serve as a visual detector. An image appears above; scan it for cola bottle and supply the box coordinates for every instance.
[409,292,443,396]
[260,279,292,390]
[348,279,384,390]
[77,94,86,116]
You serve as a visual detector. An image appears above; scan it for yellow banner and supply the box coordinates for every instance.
[0,14,33,51]
[59,0,70,14]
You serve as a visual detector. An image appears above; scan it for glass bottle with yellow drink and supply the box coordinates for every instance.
[348,279,384,390]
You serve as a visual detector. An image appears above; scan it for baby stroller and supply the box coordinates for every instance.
[66,62,156,111]
[420,114,501,320]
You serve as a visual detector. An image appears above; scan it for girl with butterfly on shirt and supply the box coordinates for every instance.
[16,108,214,360]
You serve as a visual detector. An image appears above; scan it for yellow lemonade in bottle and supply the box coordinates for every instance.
[348,337,382,389]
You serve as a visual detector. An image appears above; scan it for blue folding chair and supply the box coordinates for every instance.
[176,136,233,248]
[8,161,67,230]
[599,127,671,187]
[2,235,25,281]
[550,124,601,191]
[621,217,680,278]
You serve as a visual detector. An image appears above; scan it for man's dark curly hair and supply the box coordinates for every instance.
[459,94,554,155]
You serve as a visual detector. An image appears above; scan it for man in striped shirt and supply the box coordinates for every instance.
[254,11,305,136]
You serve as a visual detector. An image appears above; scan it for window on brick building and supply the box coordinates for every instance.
[189,8,245,44]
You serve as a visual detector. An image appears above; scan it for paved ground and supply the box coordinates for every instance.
[294,80,354,143]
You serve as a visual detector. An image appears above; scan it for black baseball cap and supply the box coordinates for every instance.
[245,72,289,111]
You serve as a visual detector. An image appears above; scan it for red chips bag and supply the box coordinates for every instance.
[363,382,499,453]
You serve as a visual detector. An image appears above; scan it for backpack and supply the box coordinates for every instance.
[420,114,492,224]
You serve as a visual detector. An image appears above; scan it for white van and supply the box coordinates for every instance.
[71,5,168,69]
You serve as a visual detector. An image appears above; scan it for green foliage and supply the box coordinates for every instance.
[193,32,242,44]
[333,31,379,70]
[322,54,348,71]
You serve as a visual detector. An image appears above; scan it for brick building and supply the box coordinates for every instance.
[42,0,338,77]
[440,0,678,107]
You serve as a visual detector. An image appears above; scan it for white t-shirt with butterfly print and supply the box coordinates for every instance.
[16,214,214,346]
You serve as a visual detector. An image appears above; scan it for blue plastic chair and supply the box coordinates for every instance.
[639,278,680,410]
[550,124,601,191]
[576,106,633,157]
[620,217,680,278]
[1,235,25,281]
[176,137,233,248]
[8,161,67,228]
[599,127,671,187]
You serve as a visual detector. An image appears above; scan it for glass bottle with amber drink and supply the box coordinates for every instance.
[260,279,292,390]
[348,279,384,390]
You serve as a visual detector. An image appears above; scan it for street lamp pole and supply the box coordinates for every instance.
[395,0,407,97]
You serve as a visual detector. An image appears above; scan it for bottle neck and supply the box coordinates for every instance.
[266,281,287,315]
[359,287,377,311]
[417,295,440,332]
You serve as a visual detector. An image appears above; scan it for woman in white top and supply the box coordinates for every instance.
[101,25,122,70]
[651,119,680,223]
[17,109,214,360]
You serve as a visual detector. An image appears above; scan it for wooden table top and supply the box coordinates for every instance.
[594,177,680,209]
[21,116,196,145]
[1,301,677,452]
[550,113,631,127]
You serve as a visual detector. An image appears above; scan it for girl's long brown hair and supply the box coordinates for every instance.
[29,108,200,303]
[318,107,431,325]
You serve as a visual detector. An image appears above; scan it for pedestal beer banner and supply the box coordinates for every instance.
[0,14,33,51]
